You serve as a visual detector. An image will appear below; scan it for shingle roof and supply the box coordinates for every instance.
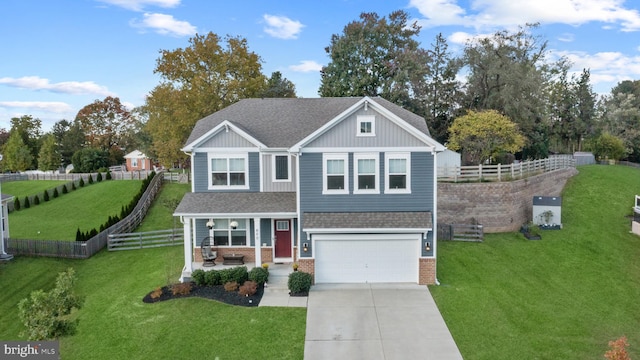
[184,97,431,148]
[303,212,432,229]
[174,192,296,215]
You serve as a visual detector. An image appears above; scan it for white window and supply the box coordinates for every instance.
[272,154,290,182]
[357,115,375,137]
[211,219,248,246]
[208,154,249,189]
[323,153,349,194]
[276,220,289,231]
[131,158,138,168]
[354,153,379,194]
[385,153,411,193]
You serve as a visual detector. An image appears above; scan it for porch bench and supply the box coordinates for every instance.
[222,254,245,265]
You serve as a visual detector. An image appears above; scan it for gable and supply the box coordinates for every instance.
[304,107,427,148]
[197,128,258,149]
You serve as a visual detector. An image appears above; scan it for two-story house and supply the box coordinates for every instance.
[174,96,445,285]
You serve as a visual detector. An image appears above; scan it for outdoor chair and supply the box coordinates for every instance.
[201,237,217,267]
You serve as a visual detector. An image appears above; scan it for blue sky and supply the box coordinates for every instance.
[2,0,640,131]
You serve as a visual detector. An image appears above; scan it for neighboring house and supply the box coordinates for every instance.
[437,149,461,178]
[124,150,153,171]
[174,97,445,285]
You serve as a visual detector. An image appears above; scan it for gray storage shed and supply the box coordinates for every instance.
[533,196,562,227]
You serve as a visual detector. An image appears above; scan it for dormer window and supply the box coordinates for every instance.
[357,115,375,137]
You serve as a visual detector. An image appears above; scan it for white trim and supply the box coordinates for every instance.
[207,153,250,190]
[182,120,266,151]
[356,115,376,137]
[432,148,438,264]
[353,152,380,194]
[193,147,257,153]
[271,154,291,182]
[175,212,298,218]
[300,146,433,153]
[305,228,431,239]
[384,152,411,194]
[322,153,349,195]
[259,152,264,192]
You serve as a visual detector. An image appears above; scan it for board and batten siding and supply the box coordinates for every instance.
[198,128,257,148]
[305,108,426,148]
[262,154,297,192]
[192,152,260,192]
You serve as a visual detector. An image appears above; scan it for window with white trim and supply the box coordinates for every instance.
[211,219,248,246]
[209,154,248,189]
[357,115,375,136]
[354,153,379,194]
[385,153,411,193]
[272,155,290,182]
[131,158,138,167]
[323,153,348,194]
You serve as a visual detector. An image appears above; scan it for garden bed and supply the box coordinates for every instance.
[143,283,264,307]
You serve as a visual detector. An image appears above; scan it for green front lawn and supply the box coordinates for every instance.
[8,180,142,240]
[135,183,190,232]
[431,165,640,359]
[0,246,306,359]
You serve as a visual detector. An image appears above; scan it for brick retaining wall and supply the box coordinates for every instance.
[438,167,578,233]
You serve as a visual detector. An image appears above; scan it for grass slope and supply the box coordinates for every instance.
[135,183,189,232]
[430,165,640,359]
[8,180,142,240]
[0,246,306,360]
[1,180,68,199]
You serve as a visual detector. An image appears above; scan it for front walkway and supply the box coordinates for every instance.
[304,283,463,360]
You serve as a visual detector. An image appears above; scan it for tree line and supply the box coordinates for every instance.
[1,10,639,171]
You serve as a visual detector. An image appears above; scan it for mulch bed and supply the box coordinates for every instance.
[143,283,264,307]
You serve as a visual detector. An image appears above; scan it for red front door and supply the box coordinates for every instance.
[274,220,291,258]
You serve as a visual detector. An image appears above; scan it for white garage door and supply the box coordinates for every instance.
[314,234,420,283]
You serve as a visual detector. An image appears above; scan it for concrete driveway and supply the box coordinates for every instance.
[304,283,463,360]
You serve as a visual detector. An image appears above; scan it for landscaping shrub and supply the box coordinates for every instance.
[43,190,50,202]
[96,172,103,182]
[249,267,269,285]
[88,174,93,184]
[224,281,239,292]
[204,270,221,286]
[191,269,206,286]
[13,198,20,211]
[75,228,82,242]
[23,196,30,209]
[71,182,76,190]
[239,281,257,296]
[218,268,234,284]
[150,287,163,300]
[79,177,85,187]
[53,188,59,198]
[230,266,249,284]
[171,282,192,296]
[288,271,312,294]
[33,195,40,205]
[62,184,68,194]
[605,336,630,360]
[106,170,112,180]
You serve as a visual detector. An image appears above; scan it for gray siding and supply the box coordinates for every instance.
[306,108,425,148]
[193,152,260,192]
[260,219,272,246]
[200,128,257,148]
[262,154,297,192]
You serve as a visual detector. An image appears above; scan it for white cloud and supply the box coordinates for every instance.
[289,60,323,72]
[0,76,114,96]
[263,14,304,39]
[0,101,73,113]
[410,0,640,31]
[97,0,180,12]
[554,50,640,92]
[130,13,196,37]
[558,33,575,42]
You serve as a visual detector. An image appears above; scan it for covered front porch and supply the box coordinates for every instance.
[173,192,298,282]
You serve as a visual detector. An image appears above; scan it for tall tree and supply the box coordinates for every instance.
[417,33,462,143]
[319,10,427,110]
[38,134,60,171]
[261,71,297,98]
[463,24,561,158]
[52,119,86,167]
[2,131,33,171]
[9,115,42,169]
[145,32,267,167]
[573,69,597,150]
[75,96,133,161]
[600,92,640,161]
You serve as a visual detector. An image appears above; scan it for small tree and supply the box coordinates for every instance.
[96,172,103,182]
[106,170,112,180]
[88,174,93,184]
[591,132,626,161]
[79,177,85,187]
[18,268,84,340]
[33,195,40,205]
[24,196,30,209]
[53,188,59,198]
[43,190,50,202]
[448,110,526,165]
[62,184,68,194]
[13,197,21,211]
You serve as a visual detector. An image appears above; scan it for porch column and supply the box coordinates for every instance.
[254,217,261,266]
[183,217,193,276]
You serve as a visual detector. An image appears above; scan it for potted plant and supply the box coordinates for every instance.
[292,263,299,271]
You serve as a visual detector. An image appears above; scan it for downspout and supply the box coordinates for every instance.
[432,147,440,285]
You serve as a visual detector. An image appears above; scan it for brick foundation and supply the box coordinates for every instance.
[419,258,436,285]
[297,258,315,283]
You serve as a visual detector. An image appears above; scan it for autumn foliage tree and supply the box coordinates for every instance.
[144,32,267,167]
[448,110,525,165]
